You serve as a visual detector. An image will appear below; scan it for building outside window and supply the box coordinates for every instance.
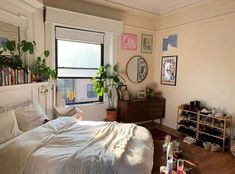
[56,27,104,104]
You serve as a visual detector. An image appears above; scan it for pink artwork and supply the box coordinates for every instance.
[121,33,137,50]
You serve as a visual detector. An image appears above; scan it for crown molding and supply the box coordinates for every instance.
[158,0,235,30]
[7,0,43,13]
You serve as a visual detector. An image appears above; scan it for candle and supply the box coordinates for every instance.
[67,90,70,100]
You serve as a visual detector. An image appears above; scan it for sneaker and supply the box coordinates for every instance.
[183,137,196,144]
[211,143,221,152]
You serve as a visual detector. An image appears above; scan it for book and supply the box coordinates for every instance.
[4,67,9,85]
[0,67,2,86]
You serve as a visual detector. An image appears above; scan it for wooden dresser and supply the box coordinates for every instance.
[118,98,165,123]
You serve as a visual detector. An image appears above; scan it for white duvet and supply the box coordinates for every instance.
[0,117,153,174]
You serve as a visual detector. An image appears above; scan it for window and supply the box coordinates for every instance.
[56,27,104,104]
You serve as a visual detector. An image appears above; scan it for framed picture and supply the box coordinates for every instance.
[121,33,137,50]
[141,34,153,54]
[162,34,177,51]
[161,55,178,86]
[137,91,146,99]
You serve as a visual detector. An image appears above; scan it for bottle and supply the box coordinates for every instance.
[166,143,173,174]
[167,156,173,174]
[167,142,173,159]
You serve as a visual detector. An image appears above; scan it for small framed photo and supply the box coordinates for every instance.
[161,55,178,86]
[137,91,146,99]
[141,34,153,54]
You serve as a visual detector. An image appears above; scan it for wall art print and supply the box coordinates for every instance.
[141,34,153,54]
[161,55,178,86]
[121,33,137,50]
[162,34,177,51]
[137,58,147,82]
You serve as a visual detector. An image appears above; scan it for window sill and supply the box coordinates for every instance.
[68,102,104,107]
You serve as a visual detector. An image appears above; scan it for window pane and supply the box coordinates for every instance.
[57,40,101,69]
[57,68,97,78]
[57,79,99,104]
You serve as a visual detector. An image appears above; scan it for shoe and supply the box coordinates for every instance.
[211,143,221,152]
[203,142,211,150]
[200,108,211,114]
[183,137,196,144]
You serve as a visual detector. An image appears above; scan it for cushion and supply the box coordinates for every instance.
[14,103,49,132]
[55,107,84,120]
[0,110,22,144]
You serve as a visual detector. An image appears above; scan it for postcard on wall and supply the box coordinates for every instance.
[121,33,137,50]
[162,34,177,51]
[161,55,178,86]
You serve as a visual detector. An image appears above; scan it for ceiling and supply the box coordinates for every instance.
[81,0,202,15]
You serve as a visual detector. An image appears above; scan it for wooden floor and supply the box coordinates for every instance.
[143,123,235,174]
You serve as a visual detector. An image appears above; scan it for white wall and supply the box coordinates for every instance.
[42,0,235,127]
[117,26,156,98]
[155,0,235,128]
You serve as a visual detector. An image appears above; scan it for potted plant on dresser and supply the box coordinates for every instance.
[91,64,123,121]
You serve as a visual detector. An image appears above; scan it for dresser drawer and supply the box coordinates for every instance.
[147,100,165,107]
[117,98,165,123]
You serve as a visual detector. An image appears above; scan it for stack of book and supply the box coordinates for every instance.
[0,67,32,86]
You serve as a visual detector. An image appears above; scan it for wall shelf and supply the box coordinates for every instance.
[0,82,49,92]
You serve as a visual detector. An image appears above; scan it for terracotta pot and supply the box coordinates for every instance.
[106,109,117,121]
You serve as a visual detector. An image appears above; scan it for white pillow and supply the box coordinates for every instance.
[0,110,22,144]
[14,103,49,132]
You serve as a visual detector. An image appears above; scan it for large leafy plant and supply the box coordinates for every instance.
[91,64,123,109]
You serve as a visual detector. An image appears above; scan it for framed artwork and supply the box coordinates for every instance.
[137,91,146,99]
[162,34,177,51]
[121,33,137,50]
[137,58,148,82]
[161,55,178,86]
[141,34,153,54]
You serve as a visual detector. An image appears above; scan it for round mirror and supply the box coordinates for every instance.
[126,55,148,83]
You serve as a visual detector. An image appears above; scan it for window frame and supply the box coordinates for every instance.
[55,26,104,105]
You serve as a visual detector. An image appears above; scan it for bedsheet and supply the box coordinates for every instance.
[0,117,153,174]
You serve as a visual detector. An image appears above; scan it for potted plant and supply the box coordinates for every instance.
[30,51,57,82]
[91,64,123,121]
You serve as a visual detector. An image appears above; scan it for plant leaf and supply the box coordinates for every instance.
[44,50,50,57]
[113,64,118,72]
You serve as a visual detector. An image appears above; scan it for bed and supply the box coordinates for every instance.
[0,105,154,174]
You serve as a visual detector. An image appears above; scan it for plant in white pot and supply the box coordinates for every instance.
[91,64,124,121]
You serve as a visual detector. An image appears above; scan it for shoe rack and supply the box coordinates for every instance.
[177,105,232,152]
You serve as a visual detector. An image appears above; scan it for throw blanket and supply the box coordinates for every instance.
[0,117,136,174]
